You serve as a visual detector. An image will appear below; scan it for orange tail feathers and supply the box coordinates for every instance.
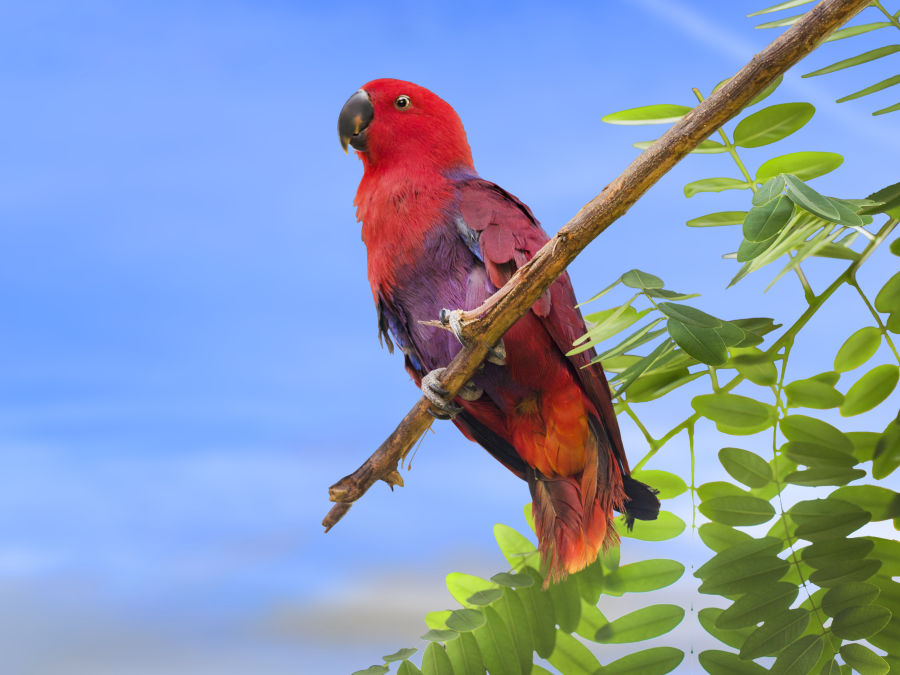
[528,440,626,585]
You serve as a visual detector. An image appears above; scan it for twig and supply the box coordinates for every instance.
[323,0,872,532]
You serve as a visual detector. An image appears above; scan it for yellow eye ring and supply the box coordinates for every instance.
[394,95,411,110]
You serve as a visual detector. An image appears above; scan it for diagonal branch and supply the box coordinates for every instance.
[323,0,871,532]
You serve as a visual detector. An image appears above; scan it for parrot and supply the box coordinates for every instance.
[338,78,659,582]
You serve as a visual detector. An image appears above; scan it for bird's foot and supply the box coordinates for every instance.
[422,368,463,420]
[439,308,506,366]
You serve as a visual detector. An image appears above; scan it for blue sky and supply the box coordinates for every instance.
[1,1,898,673]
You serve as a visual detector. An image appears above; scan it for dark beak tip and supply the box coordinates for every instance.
[338,89,373,154]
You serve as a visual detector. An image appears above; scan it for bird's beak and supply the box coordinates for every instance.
[338,89,373,154]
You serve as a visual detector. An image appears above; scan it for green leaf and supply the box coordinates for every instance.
[785,374,844,409]
[466,588,503,605]
[694,537,789,596]
[697,481,746,501]
[698,649,768,675]
[730,349,778,385]
[732,316,780,339]
[875,271,900,314]
[623,367,701,403]
[425,611,452,630]
[840,643,890,675]
[780,415,852,453]
[757,152,843,182]
[445,632,483,675]
[657,302,720,327]
[621,268,664,290]
[616,510,685,541]
[667,319,727,366]
[699,495,775,526]
[596,321,666,362]
[790,498,870,540]
[446,608,485,632]
[397,661,423,675]
[822,582,880,616]
[698,608,756,650]
[496,592,532,675]
[523,568,556,658]
[573,306,651,354]
[602,104,693,125]
[630,470,687,500]
[490,572,534,588]
[835,326,882,372]
[741,608,810,659]
[546,631,602,675]
[755,13,804,29]
[698,522,752,552]
[421,643,453,675]
[687,211,747,227]
[831,604,891,640]
[446,574,495,608]
[472,606,520,675]
[549,577,581,633]
[685,176,751,197]
[785,466,866,487]
[611,338,676,394]
[743,195,793,243]
[421,629,458,642]
[809,557,881,587]
[633,139,726,153]
[837,74,900,103]
[747,0,814,17]
[353,666,389,675]
[770,634,824,675]
[783,441,856,468]
[873,416,900,479]
[384,648,418,662]
[603,559,685,594]
[734,103,815,147]
[801,537,874,568]
[874,101,900,115]
[494,524,538,569]
[577,278,620,307]
[604,647,684,675]
[862,182,900,218]
[753,174,787,206]
[719,447,773,488]
[692,393,777,435]
[716,582,798,629]
[804,45,900,77]
[595,604,684,643]
[644,288,701,300]
[824,22,892,42]
[840,364,899,416]
[782,174,841,220]
[830,486,900,520]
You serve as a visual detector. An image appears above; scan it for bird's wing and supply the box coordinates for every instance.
[455,178,629,473]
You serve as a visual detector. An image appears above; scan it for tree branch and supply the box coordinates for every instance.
[322,0,871,532]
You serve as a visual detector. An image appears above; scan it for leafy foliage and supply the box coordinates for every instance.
[753,0,900,115]
[353,5,900,674]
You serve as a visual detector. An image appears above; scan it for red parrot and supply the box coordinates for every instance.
[338,79,658,581]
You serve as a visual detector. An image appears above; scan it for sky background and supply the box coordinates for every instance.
[1,1,898,673]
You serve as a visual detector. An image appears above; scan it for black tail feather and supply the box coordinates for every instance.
[621,475,660,529]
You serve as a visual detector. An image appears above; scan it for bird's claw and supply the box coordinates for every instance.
[439,308,506,366]
[422,368,463,420]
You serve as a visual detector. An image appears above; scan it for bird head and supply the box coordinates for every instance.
[338,79,474,173]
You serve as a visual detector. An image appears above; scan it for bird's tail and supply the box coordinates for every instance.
[528,418,659,585]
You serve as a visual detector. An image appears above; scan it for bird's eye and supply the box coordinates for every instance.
[394,95,411,110]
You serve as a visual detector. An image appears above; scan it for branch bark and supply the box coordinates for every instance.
[323,0,871,532]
